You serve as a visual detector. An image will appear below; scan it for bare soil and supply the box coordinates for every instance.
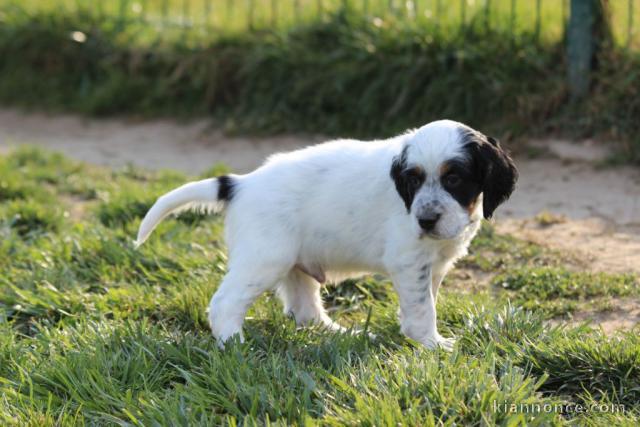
[0,109,317,173]
[569,298,640,335]
[1,108,639,332]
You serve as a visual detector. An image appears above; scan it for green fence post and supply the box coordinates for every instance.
[247,0,255,30]
[182,0,189,27]
[140,0,148,23]
[204,0,212,28]
[484,0,491,30]
[562,0,568,35]
[118,0,129,32]
[628,0,634,49]
[567,0,593,100]
[227,0,234,30]
[436,0,442,35]
[271,0,277,27]
[509,0,516,37]
[534,0,541,41]
[567,0,607,100]
[295,0,301,23]
[162,0,169,29]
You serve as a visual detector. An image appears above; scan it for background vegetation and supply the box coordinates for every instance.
[0,0,639,161]
[1,148,639,424]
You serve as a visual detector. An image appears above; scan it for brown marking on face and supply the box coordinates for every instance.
[466,194,480,216]
[408,165,426,178]
[438,162,452,177]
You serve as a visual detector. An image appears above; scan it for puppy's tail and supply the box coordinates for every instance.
[134,176,235,247]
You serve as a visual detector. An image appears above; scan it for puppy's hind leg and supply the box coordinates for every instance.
[277,269,345,332]
[208,264,285,345]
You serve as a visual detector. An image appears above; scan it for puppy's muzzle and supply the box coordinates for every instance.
[418,212,441,232]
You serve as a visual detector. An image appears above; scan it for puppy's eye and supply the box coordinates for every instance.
[444,174,461,187]
[408,175,421,187]
[406,170,423,188]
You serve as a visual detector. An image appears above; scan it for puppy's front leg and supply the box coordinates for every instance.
[391,264,455,351]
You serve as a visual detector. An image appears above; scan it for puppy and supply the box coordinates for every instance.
[135,120,517,350]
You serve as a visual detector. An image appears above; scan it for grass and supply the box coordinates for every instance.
[1,3,640,162]
[494,267,639,317]
[1,147,639,424]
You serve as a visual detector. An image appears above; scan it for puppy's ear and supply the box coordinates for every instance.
[471,136,518,219]
[487,136,500,147]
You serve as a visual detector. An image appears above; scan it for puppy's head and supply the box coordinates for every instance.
[390,120,518,240]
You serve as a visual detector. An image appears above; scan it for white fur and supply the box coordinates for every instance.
[135,178,223,247]
[137,120,487,350]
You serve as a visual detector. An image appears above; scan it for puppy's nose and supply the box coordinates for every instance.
[418,213,441,232]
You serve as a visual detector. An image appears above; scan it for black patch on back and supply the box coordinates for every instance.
[459,129,518,219]
[217,175,236,202]
[390,146,426,212]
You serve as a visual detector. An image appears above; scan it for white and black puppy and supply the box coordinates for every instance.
[135,120,517,350]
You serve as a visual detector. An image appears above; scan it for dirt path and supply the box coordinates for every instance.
[1,108,639,275]
[496,144,640,275]
[0,109,317,173]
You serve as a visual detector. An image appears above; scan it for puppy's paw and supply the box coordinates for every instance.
[422,334,456,351]
[320,322,376,340]
[313,321,376,341]
[214,332,244,349]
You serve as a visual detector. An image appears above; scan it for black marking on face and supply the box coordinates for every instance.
[439,158,482,214]
[458,128,518,219]
[390,146,426,212]
[217,175,236,202]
